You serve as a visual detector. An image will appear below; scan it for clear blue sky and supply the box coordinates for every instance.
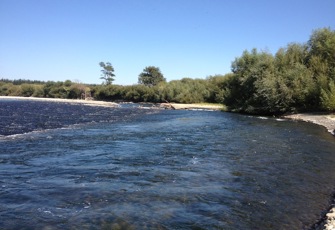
[1,0,334,85]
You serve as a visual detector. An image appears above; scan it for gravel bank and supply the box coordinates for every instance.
[284,113,335,136]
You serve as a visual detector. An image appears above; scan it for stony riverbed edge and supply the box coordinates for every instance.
[283,113,335,230]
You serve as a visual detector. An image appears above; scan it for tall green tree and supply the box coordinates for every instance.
[306,28,335,108]
[225,49,277,113]
[138,66,166,87]
[307,28,335,72]
[320,80,335,111]
[99,62,115,85]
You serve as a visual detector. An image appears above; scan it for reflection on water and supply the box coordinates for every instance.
[0,100,335,229]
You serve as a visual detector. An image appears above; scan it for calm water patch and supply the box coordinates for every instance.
[0,99,335,229]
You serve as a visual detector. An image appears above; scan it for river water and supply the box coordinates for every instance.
[0,99,335,229]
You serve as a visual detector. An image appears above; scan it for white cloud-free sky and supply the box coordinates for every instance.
[1,0,334,85]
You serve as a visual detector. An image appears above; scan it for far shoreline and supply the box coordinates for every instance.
[0,96,224,111]
[1,96,333,129]
[0,96,120,107]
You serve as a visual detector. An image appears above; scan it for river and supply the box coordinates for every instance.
[0,99,335,229]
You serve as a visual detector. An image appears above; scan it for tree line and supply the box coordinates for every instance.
[1,27,334,114]
[92,76,225,103]
[0,75,225,104]
[0,79,91,99]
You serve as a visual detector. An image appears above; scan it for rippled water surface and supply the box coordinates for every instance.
[1,99,335,229]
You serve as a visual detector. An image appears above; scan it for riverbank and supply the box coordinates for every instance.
[283,113,335,136]
[160,102,224,110]
[283,113,335,230]
[0,96,224,111]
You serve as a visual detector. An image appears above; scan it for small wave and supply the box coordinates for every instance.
[0,127,63,141]
[0,132,33,140]
[190,156,199,165]
[257,116,268,120]
[0,122,99,140]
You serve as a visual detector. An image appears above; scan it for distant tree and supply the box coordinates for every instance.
[20,83,35,97]
[99,62,115,85]
[93,84,124,101]
[138,66,166,87]
[206,74,229,103]
[64,80,72,87]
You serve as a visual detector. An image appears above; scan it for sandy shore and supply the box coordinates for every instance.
[160,103,224,110]
[0,96,119,107]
